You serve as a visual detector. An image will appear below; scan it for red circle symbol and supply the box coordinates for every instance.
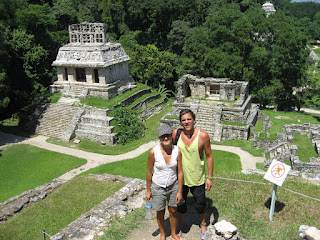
[271,163,285,178]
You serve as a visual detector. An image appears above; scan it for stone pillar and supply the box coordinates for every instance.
[193,80,200,99]
[86,69,94,84]
[69,68,76,82]
[56,67,64,82]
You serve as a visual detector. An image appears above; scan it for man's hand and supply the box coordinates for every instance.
[205,178,213,191]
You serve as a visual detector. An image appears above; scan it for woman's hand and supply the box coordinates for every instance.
[146,190,152,200]
[176,192,183,204]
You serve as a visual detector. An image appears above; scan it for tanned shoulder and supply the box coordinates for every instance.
[199,129,210,141]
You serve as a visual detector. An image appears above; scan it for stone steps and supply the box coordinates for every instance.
[36,102,76,139]
[195,105,216,138]
[69,85,85,98]
[76,123,114,134]
[75,108,117,144]
[75,130,117,145]
[80,115,114,126]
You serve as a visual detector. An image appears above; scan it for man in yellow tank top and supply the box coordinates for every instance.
[172,109,214,240]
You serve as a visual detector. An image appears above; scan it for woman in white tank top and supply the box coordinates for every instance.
[146,124,184,240]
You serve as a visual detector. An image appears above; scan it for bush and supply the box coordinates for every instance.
[113,106,146,144]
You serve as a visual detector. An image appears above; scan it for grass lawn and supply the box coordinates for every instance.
[292,133,318,162]
[0,144,87,202]
[99,173,320,240]
[79,149,241,179]
[46,98,175,155]
[207,173,320,239]
[0,176,124,240]
[214,139,265,157]
[262,109,320,140]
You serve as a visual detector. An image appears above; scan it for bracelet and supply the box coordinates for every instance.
[207,176,213,181]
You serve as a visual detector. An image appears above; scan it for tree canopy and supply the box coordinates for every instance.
[0,0,318,119]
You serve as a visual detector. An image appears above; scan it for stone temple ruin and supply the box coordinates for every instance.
[161,74,259,142]
[50,22,132,99]
[29,22,136,145]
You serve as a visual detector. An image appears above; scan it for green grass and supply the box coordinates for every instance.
[255,120,264,132]
[79,149,241,179]
[49,92,61,103]
[292,133,318,162]
[79,83,149,109]
[216,110,320,158]
[256,132,268,140]
[0,176,124,240]
[98,173,320,240]
[262,110,320,140]
[312,47,320,56]
[98,208,145,240]
[46,98,175,155]
[0,144,87,202]
[0,118,34,137]
[214,140,265,157]
[206,173,320,240]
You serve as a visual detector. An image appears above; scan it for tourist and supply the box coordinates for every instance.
[146,124,184,240]
[172,109,214,240]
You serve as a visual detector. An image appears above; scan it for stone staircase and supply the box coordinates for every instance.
[75,107,117,145]
[195,104,217,139]
[62,84,86,98]
[36,100,77,139]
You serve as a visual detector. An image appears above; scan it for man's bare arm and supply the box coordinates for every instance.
[200,131,214,191]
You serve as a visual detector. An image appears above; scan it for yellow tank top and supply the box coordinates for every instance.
[177,130,205,187]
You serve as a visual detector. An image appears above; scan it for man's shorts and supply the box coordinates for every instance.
[151,181,179,211]
[177,184,206,214]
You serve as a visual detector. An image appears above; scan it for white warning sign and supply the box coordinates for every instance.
[264,160,291,187]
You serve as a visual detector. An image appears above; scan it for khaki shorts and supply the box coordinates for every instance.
[151,181,179,211]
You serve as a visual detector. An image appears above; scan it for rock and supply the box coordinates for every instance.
[299,225,320,240]
[205,220,241,240]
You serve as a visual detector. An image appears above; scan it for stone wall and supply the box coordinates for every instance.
[51,174,146,240]
[131,94,161,111]
[139,97,168,119]
[114,88,151,108]
[262,123,320,172]
[221,125,250,141]
[0,178,67,222]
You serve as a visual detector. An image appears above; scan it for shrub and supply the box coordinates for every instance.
[113,106,146,144]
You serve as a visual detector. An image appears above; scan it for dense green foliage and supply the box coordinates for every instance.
[0,0,319,120]
[113,106,146,144]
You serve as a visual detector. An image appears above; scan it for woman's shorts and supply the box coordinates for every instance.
[151,181,179,211]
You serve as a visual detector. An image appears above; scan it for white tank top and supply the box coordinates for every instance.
[152,144,179,188]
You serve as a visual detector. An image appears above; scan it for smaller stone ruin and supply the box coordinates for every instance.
[161,74,259,142]
[263,123,320,174]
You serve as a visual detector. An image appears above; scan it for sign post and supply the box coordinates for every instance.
[269,184,278,221]
[264,160,291,221]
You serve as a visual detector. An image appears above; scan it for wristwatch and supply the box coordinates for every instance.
[207,176,213,181]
